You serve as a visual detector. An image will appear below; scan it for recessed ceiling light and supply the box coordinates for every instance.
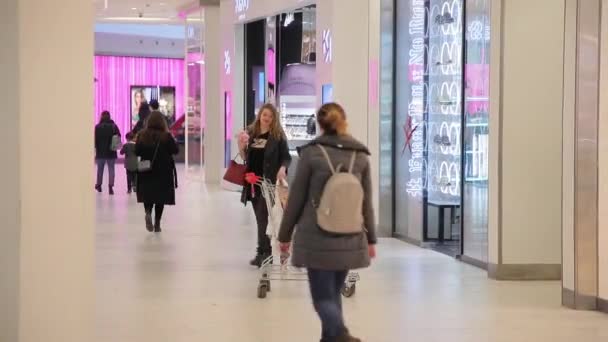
[131,7,137,10]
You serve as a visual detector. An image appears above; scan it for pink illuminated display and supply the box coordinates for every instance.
[465,64,489,115]
[266,48,276,87]
[94,56,185,135]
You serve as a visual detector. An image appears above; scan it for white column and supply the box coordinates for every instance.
[488,0,564,279]
[368,0,382,232]
[562,0,578,297]
[204,5,224,184]
[315,0,381,229]
[330,0,370,143]
[0,0,94,341]
[593,0,608,311]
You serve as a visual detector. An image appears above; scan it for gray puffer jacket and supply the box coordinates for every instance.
[278,134,377,271]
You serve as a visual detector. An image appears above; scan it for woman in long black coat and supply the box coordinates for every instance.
[136,111,179,233]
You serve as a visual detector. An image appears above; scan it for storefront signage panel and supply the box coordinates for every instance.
[235,0,250,20]
[404,0,427,198]
[224,50,231,75]
[426,0,463,204]
[322,29,332,63]
[231,0,314,23]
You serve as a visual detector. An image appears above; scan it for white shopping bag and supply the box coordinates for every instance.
[266,179,288,237]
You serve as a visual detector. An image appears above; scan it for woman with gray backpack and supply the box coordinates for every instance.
[278,103,377,342]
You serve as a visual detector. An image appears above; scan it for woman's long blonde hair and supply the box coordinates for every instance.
[248,103,285,140]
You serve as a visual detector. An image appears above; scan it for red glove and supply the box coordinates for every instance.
[244,173,260,198]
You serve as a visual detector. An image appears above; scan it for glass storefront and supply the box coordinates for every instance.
[462,0,490,263]
[393,0,490,264]
[185,10,205,177]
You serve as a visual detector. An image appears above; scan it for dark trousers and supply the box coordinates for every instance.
[95,158,115,187]
[307,269,349,340]
[251,196,271,255]
[126,170,137,191]
[144,203,165,223]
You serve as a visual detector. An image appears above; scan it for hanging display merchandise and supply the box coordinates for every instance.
[426,0,463,205]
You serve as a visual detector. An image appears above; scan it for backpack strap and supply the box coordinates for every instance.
[317,145,336,174]
[348,151,357,173]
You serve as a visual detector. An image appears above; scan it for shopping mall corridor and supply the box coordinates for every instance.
[95,176,608,342]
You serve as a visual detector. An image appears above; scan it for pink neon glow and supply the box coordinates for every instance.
[369,59,379,107]
[94,55,185,135]
[465,64,490,114]
[266,48,276,86]
[186,52,205,128]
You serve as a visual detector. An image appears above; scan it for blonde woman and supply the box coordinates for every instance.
[238,103,292,267]
[278,103,377,342]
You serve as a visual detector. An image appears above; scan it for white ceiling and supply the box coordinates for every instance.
[94,0,197,21]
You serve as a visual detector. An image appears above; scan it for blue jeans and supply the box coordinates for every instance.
[95,158,116,187]
[307,269,349,340]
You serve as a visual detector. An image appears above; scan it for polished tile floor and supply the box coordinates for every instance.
[96,177,608,342]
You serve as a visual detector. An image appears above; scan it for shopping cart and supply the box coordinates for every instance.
[250,177,360,299]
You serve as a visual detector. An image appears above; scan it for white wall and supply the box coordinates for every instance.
[95,32,185,58]
[204,6,224,183]
[230,0,315,22]
[598,0,608,302]
[489,0,564,266]
[329,0,371,143]
[501,0,564,264]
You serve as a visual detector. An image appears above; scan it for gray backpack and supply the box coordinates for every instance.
[110,134,121,152]
[316,145,364,235]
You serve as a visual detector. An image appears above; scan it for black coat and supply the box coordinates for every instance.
[95,119,120,159]
[136,132,179,205]
[240,133,292,204]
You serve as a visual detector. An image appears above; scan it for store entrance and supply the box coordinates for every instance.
[244,19,266,126]
[242,6,317,153]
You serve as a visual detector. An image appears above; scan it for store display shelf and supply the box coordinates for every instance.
[465,122,488,127]
[281,109,316,115]
[280,95,316,102]
[465,176,488,182]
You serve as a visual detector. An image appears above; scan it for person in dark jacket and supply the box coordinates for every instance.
[94,111,121,195]
[120,132,138,194]
[132,102,151,136]
[149,99,172,127]
[278,103,377,342]
[136,111,179,233]
[238,103,292,267]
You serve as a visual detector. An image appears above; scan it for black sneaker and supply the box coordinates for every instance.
[109,186,114,195]
[249,255,262,267]
[336,333,361,342]
[95,185,102,193]
[154,223,162,233]
[249,253,272,268]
